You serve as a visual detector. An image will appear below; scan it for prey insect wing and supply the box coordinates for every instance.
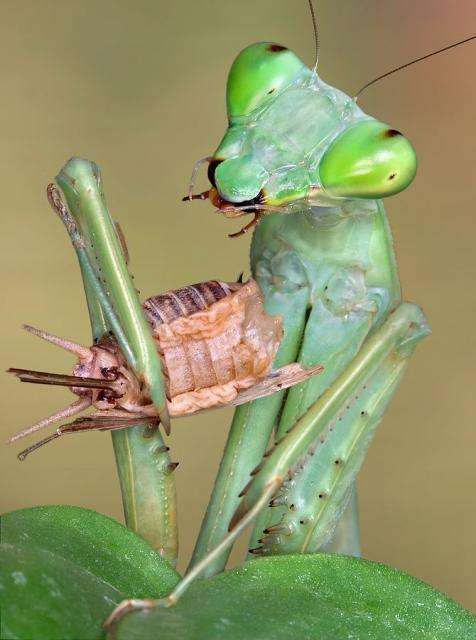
[228,363,323,406]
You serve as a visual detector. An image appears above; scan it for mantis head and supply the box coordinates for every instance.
[186,42,417,235]
[218,42,416,203]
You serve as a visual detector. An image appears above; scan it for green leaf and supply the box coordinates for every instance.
[0,505,180,640]
[114,555,475,640]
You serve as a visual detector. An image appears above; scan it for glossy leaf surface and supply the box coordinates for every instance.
[114,555,475,640]
[0,505,180,640]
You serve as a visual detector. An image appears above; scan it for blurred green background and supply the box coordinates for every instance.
[1,0,474,609]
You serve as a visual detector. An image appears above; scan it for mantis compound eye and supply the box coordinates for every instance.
[319,120,417,200]
[226,42,306,118]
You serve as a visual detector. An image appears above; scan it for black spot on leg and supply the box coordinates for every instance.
[154,444,170,454]
[304,305,312,324]
[142,425,156,439]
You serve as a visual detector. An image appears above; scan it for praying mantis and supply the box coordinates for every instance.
[187,37,427,576]
[6,0,475,627]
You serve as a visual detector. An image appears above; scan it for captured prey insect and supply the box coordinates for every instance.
[7,185,322,460]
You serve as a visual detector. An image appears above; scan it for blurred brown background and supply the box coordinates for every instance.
[1,0,475,610]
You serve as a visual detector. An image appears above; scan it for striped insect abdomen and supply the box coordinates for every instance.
[143,280,238,325]
[143,280,282,407]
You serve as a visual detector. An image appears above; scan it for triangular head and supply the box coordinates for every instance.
[186,42,417,236]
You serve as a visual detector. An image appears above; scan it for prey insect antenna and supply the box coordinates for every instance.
[354,34,476,100]
[114,222,130,265]
[22,324,91,360]
[6,397,91,444]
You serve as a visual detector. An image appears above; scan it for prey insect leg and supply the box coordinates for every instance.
[16,416,160,460]
[6,397,91,444]
[228,212,264,238]
[218,203,284,238]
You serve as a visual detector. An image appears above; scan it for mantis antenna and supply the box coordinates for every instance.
[307,0,319,70]
[354,34,476,100]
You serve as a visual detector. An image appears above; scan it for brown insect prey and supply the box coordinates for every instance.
[8,279,322,455]
[145,279,282,414]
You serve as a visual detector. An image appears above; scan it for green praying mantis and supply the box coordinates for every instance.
[187,31,424,576]
[6,0,475,626]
